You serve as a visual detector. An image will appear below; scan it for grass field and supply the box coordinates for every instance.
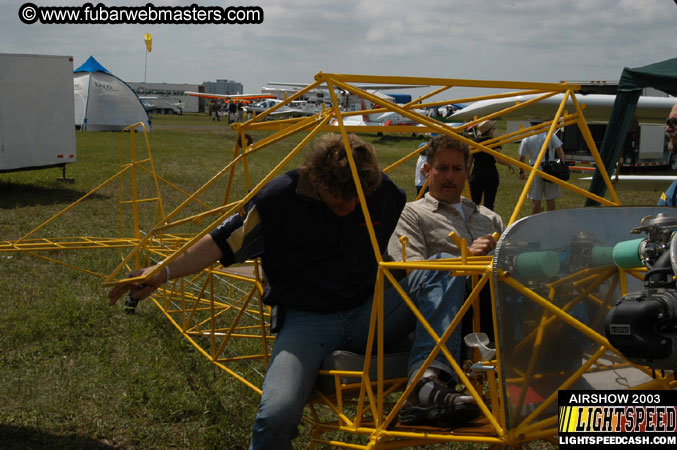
[0,113,672,449]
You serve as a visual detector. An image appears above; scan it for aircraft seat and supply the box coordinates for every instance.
[314,338,412,394]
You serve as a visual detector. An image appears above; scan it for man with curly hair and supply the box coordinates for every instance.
[109,133,408,449]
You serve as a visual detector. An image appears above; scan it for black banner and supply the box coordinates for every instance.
[558,390,677,448]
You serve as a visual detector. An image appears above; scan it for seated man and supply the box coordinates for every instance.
[386,134,504,426]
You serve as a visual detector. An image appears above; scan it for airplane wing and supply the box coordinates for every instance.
[449,93,676,125]
[183,91,276,101]
[267,82,429,91]
[266,82,312,88]
[581,175,677,182]
[242,99,322,118]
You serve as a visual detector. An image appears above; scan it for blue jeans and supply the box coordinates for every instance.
[404,253,465,378]
[249,252,465,450]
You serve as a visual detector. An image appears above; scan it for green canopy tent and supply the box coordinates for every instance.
[586,58,677,206]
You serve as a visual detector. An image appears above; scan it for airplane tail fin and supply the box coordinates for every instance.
[361,99,371,122]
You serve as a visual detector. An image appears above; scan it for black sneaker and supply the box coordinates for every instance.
[398,375,480,427]
[124,295,139,314]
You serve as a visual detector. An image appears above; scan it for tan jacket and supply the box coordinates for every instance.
[387,193,504,262]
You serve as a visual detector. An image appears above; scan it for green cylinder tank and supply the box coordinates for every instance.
[612,238,645,269]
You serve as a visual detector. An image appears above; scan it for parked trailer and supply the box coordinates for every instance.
[561,121,672,169]
[0,53,76,177]
[505,83,674,170]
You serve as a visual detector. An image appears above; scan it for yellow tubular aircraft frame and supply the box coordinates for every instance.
[2,74,675,449]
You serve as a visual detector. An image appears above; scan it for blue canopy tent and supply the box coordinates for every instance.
[73,56,151,131]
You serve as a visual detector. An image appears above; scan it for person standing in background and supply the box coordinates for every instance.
[469,120,513,211]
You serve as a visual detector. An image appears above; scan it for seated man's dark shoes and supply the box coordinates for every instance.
[398,375,480,427]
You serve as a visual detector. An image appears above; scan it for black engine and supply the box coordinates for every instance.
[604,213,677,370]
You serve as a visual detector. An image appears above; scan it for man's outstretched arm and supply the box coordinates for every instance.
[108,234,223,305]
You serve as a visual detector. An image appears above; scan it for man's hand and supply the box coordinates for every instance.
[469,234,497,256]
[108,266,165,306]
[107,235,223,307]
[518,156,527,180]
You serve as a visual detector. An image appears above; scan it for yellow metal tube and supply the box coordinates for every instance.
[328,82,383,263]
[507,90,570,226]
[317,72,579,92]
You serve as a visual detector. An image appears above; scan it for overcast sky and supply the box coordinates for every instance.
[3,0,676,96]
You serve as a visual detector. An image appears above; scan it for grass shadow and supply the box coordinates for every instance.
[0,424,118,450]
[0,182,108,209]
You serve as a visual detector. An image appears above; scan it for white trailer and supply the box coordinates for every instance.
[0,53,76,177]
[561,84,671,169]
[503,82,674,170]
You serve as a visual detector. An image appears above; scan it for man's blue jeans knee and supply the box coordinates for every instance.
[395,252,466,378]
[249,297,414,450]
[249,308,344,450]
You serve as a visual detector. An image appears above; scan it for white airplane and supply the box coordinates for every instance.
[579,175,676,190]
[265,81,428,104]
[426,104,465,121]
[183,91,275,102]
[267,82,429,126]
[242,98,283,115]
[332,97,424,128]
[242,98,327,119]
[261,82,333,108]
[183,91,319,119]
[448,93,675,125]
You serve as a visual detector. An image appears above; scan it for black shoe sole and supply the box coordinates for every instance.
[398,403,481,427]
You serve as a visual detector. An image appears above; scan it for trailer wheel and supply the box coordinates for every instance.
[670,152,677,171]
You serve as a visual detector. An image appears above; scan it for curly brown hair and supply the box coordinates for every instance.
[427,134,470,167]
[300,134,382,200]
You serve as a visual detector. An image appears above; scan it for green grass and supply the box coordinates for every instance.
[0,113,671,449]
